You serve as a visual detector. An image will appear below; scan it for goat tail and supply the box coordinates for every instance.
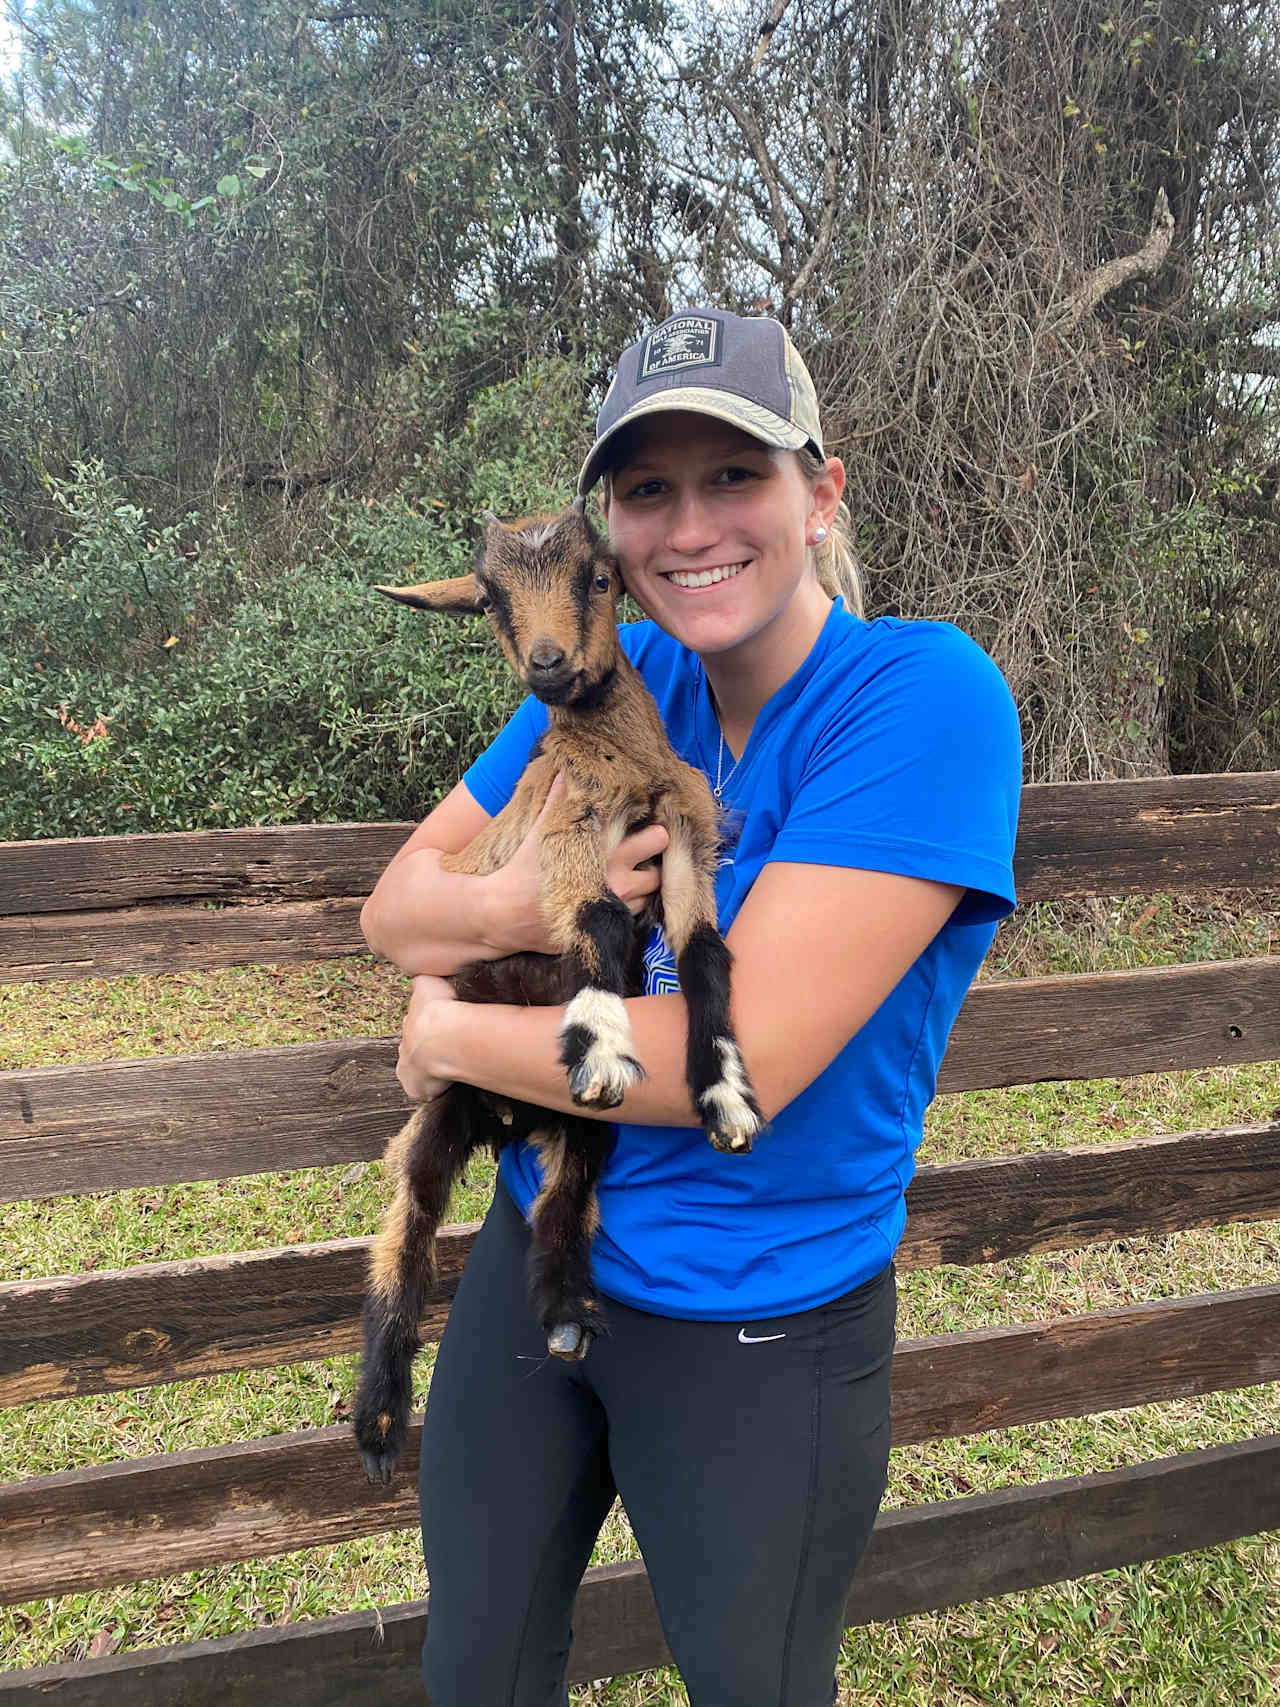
[352,1089,476,1484]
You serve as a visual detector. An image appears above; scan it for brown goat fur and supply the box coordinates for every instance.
[352,499,761,1483]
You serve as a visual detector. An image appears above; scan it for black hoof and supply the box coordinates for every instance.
[566,1055,643,1110]
[353,1391,408,1485]
[707,1125,755,1153]
[360,1445,397,1485]
[546,1321,593,1360]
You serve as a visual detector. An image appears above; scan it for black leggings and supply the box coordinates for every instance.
[419,1182,896,1707]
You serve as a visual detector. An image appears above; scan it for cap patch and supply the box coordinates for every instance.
[639,314,722,381]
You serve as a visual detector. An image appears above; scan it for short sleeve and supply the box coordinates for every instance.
[767,624,1022,923]
[461,693,550,816]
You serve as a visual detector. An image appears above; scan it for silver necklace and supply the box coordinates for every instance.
[714,725,742,800]
[703,663,742,799]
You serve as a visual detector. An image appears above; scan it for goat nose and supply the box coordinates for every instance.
[529,640,567,674]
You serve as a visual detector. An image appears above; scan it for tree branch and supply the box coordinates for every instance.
[1045,187,1175,333]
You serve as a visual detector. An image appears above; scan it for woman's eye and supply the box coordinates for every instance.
[716,465,757,485]
[623,478,664,499]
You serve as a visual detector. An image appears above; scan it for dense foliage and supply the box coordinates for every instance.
[2,0,1278,835]
[0,363,585,836]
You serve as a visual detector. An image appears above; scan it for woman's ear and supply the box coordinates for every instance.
[810,456,845,531]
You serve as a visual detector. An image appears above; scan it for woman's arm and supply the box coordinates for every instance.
[398,862,964,1121]
[360,782,511,977]
[361,779,670,979]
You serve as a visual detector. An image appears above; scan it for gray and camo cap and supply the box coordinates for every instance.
[577,307,825,495]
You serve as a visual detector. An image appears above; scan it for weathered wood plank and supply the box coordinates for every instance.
[5,958,1280,1201]
[903,1120,1280,1266]
[3,1285,1276,1604]
[2,1435,1277,1704]
[0,1039,403,1201]
[938,956,1280,1090]
[6,1124,1279,1407]
[0,897,367,984]
[0,825,412,917]
[5,774,1279,922]
[1011,771,1280,898]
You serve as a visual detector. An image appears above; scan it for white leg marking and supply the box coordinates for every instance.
[561,988,643,1106]
[700,1038,761,1151]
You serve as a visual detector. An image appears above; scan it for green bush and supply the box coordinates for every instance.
[0,365,595,839]
[0,466,519,838]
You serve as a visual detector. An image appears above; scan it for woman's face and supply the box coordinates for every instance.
[603,412,840,663]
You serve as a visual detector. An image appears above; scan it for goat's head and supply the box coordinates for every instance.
[375,499,624,707]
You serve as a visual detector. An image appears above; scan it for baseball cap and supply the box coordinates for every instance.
[577,307,825,494]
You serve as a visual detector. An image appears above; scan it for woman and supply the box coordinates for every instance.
[360,307,1023,1706]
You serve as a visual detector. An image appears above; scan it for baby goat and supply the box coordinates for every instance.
[352,499,762,1483]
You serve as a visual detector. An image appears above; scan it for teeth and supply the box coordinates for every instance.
[666,563,746,590]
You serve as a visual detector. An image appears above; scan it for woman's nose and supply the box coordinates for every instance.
[666,491,717,555]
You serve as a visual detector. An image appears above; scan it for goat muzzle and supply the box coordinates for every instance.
[525,641,577,702]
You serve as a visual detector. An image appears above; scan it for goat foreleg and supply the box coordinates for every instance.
[659,819,764,1155]
[353,1085,488,1483]
[538,797,644,1110]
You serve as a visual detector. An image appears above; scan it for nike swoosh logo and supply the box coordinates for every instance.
[737,1328,786,1344]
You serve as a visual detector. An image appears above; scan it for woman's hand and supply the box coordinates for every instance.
[395,974,461,1102]
[482,776,670,956]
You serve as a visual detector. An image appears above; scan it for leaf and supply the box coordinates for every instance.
[163,635,180,648]
[216,173,242,197]
[245,164,269,180]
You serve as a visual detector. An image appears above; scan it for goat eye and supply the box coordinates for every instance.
[593,574,611,593]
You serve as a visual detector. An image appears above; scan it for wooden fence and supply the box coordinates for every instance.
[1,772,1279,1704]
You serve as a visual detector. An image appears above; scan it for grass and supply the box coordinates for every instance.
[1,891,1278,1700]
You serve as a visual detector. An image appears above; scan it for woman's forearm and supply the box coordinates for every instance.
[439,993,704,1127]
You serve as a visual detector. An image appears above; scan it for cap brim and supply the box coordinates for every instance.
[577,389,813,495]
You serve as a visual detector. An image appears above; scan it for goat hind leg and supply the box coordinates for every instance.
[527,1120,613,1360]
[353,1087,482,1482]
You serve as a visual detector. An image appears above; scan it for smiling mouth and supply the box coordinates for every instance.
[662,561,749,591]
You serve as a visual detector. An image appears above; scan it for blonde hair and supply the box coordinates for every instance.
[797,446,864,618]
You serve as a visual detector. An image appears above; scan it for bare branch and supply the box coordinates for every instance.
[752,0,797,71]
[1045,188,1175,334]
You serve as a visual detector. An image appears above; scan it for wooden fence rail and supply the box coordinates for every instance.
[4,773,1279,982]
[6,960,1280,1202]
[4,1284,1278,1606]
[4,1123,1279,1408]
[2,771,1278,1702]
[3,1437,1279,1707]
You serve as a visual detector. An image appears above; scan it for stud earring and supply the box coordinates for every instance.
[810,526,827,544]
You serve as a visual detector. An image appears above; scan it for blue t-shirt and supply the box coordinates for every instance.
[463,598,1022,1321]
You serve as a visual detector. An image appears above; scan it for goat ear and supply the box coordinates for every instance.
[373,574,485,615]
[557,494,598,548]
